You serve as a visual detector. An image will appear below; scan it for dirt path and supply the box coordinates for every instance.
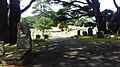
[27,38,120,67]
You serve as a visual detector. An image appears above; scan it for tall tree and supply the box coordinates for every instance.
[35,17,53,36]
[0,0,8,43]
[8,0,35,45]
[9,0,21,45]
[0,0,35,45]
[86,0,107,32]
[49,0,112,33]
[111,0,120,33]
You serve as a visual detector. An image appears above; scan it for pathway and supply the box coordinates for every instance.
[19,37,120,67]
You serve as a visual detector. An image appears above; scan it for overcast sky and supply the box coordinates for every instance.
[21,0,120,17]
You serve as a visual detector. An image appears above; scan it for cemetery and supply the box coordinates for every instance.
[1,0,120,67]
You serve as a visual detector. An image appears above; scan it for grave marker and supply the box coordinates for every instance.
[77,30,80,36]
[82,31,87,36]
[88,28,93,36]
[97,31,104,38]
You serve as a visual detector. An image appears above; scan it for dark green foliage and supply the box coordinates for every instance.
[84,22,96,27]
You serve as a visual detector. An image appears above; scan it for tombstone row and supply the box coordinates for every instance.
[77,28,94,36]
[77,28,104,38]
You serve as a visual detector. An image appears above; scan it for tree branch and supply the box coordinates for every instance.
[67,15,86,20]
[71,1,87,4]
[86,0,93,8]
[57,1,82,8]
[113,0,119,9]
[21,0,35,14]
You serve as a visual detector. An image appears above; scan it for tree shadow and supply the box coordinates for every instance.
[29,41,120,67]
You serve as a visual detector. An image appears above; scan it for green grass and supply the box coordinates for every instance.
[79,35,120,44]
[32,39,48,49]
[0,39,47,55]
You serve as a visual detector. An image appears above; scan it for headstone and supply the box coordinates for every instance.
[88,28,93,36]
[36,35,40,40]
[44,34,49,39]
[77,30,80,36]
[17,23,32,49]
[0,41,4,55]
[5,23,32,65]
[97,31,104,38]
[82,31,87,36]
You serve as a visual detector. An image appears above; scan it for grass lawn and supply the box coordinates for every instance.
[0,39,47,66]
[0,39,47,57]
[79,35,120,44]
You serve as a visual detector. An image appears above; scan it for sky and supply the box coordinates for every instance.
[21,0,120,17]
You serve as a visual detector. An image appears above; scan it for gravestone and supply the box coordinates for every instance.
[88,28,93,36]
[44,34,49,39]
[82,31,87,36]
[77,30,80,36]
[97,31,104,38]
[17,23,32,49]
[36,35,41,40]
[0,41,4,55]
[4,23,32,65]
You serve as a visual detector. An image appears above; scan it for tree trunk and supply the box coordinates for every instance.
[95,10,107,33]
[0,0,34,45]
[0,0,8,43]
[9,0,21,45]
[8,0,35,45]
[86,0,107,33]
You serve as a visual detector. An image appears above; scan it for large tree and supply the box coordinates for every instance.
[9,0,35,45]
[49,0,114,33]
[86,0,106,32]
[0,0,8,43]
[0,0,35,45]
[111,0,120,33]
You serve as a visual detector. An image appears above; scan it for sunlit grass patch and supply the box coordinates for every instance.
[79,35,120,44]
